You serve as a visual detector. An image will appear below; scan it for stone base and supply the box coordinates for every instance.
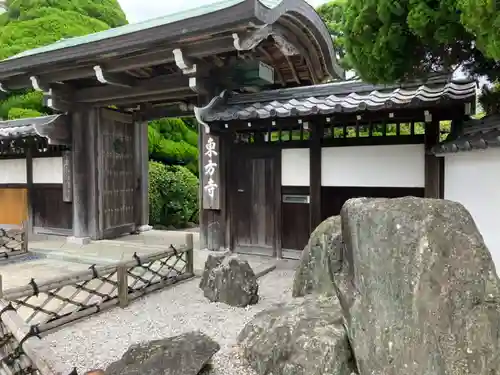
[137,224,153,232]
[66,236,91,245]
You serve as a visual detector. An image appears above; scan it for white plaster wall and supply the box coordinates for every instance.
[321,144,425,187]
[281,148,310,186]
[0,159,27,184]
[33,157,63,184]
[444,148,500,272]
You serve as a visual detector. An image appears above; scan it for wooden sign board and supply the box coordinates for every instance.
[202,134,221,210]
[62,151,73,202]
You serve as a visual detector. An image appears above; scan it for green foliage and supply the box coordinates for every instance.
[7,107,43,119]
[457,0,500,61]
[148,118,199,174]
[0,0,128,120]
[321,0,500,83]
[148,161,199,228]
[4,0,127,27]
[0,90,46,119]
[316,0,351,70]
[0,8,110,60]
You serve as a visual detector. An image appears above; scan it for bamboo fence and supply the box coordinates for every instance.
[0,299,74,375]
[0,223,28,261]
[2,233,195,335]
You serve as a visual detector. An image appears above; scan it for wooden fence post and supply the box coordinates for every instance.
[185,233,194,275]
[22,220,28,253]
[117,265,129,308]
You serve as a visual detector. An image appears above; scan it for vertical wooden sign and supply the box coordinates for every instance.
[62,150,73,202]
[202,134,221,210]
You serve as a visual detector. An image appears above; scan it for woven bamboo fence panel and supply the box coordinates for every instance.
[0,300,73,375]
[3,234,194,335]
[0,224,28,261]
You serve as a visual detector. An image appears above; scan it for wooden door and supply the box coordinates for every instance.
[232,151,278,255]
[99,109,136,238]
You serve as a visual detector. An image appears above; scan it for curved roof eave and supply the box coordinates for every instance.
[254,0,344,80]
[0,0,343,82]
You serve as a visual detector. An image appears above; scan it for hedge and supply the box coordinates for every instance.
[148,161,199,228]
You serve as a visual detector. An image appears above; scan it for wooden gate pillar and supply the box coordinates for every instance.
[424,119,444,199]
[67,109,99,244]
[134,121,151,231]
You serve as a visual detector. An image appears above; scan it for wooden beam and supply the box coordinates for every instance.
[93,65,139,87]
[2,37,236,89]
[138,103,195,121]
[95,90,196,107]
[73,74,191,103]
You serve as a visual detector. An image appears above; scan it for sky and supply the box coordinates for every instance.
[118,0,328,23]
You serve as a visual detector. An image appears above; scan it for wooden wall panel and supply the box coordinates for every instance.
[321,186,425,221]
[281,186,310,251]
[0,188,27,225]
[32,185,72,229]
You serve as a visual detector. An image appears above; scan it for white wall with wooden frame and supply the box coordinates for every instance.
[0,140,72,234]
[444,148,500,270]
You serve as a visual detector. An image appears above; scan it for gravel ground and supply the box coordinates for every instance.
[44,268,295,374]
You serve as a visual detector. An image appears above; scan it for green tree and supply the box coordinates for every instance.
[319,0,500,84]
[0,0,127,118]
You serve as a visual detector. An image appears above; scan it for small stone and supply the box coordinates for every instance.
[104,331,220,375]
[199,253,259,307]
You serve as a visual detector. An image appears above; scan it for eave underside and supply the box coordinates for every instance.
[0,115,71,145]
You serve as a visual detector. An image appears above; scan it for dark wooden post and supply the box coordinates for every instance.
[68,110,95,244]
[309,121,323,232]
[424,119,443,198]
[134,120,151,232]
[25,140,34,236]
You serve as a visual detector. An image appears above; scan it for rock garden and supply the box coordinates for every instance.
[48,196,499,375]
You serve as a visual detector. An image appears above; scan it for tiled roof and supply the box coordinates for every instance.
[198,78,477,122]
[433,114,500,154]
[0,115,63,140]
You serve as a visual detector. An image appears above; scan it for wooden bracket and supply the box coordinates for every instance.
[173,48,197,75]
[0,82,10,93]
[29,76,50,92]
[93,65,137,87]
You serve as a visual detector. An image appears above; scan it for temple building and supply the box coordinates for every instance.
[0,0,496,269]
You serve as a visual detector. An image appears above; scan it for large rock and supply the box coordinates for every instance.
[104,331,220,375]
[237,294,356,375]
[199,253,259,307]
[292,215,342,297]
[338,197,500,375]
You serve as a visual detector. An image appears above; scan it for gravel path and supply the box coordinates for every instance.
[44,268,295,374]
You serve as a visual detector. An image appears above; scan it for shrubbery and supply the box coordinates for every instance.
[148,118,199,175]
[148,161,199,229]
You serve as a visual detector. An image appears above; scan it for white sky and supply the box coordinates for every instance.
[118,0,328,23]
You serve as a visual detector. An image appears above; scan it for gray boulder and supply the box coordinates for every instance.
[237,294,356,375]
[292,215,343,297]
[199,253,259,307]
[104,331,220,375]
[339,197,500,375]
